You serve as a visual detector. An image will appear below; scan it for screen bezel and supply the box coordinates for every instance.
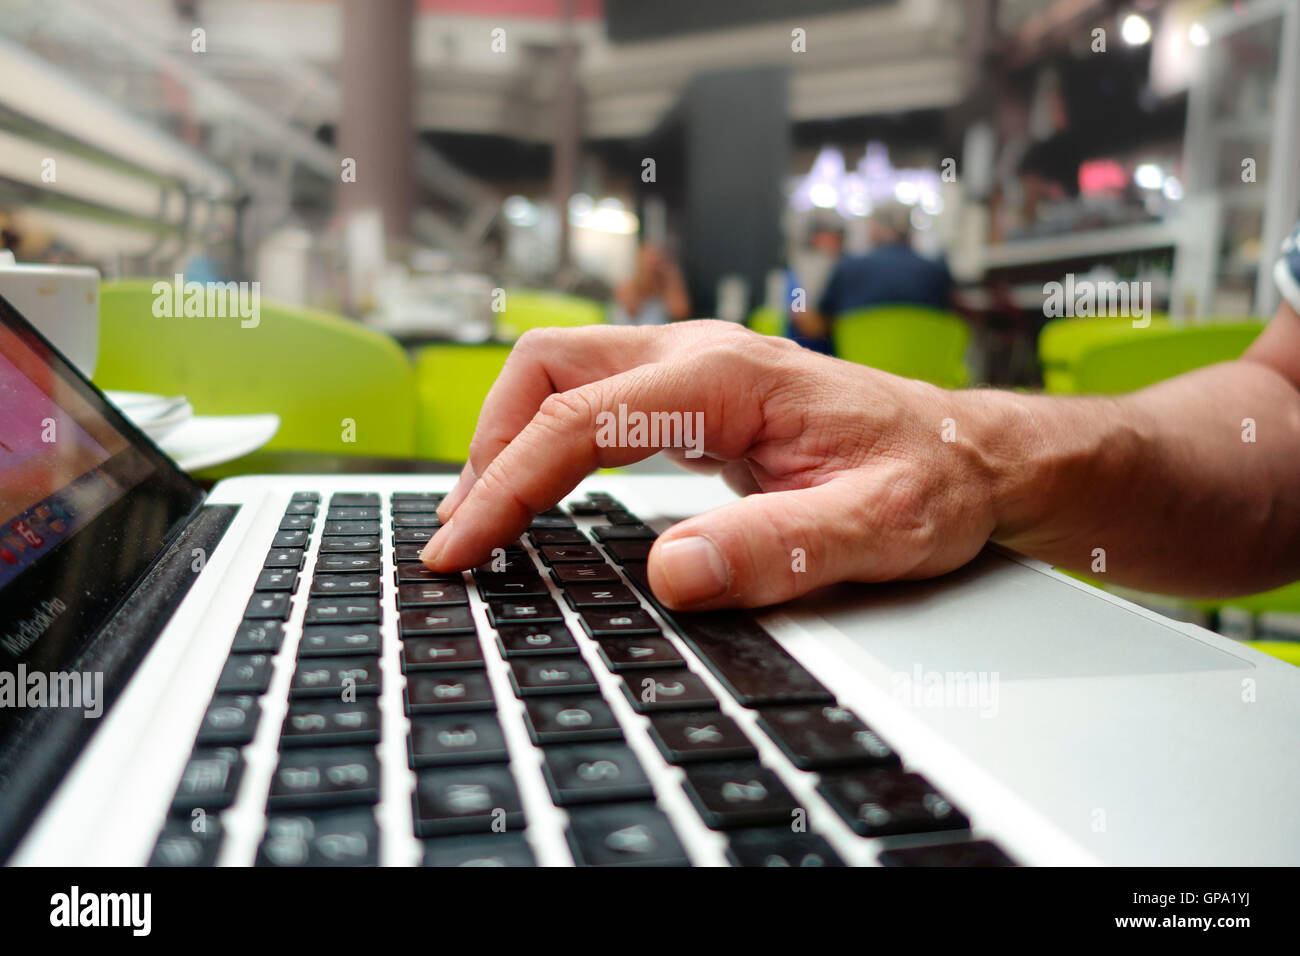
[0,291,206,679]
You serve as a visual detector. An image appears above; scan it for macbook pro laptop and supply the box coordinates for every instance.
[2,291,1297,867]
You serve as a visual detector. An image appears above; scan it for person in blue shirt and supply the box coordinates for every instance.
[791,201,954,352]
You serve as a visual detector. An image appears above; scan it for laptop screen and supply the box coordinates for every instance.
[0,293,204,679]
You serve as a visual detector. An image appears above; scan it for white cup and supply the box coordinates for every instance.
[0,258,101,378]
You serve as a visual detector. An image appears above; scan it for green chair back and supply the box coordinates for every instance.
[747,306,785,337]
[95,280,416,457]
[495,290,604,342]
[832,305,970,388]
[1071,322,1265,394]
[1038,314,1172,394]
[414,343,512,463]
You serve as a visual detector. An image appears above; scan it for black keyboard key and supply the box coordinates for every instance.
[392,491,443,502]
[567,501,605,516]
[542,743,653,806]
[327,506,379,521]
[591,524,656,541]
[304,596,381,625]
[216,653,274,693]
[401,635,484,671]
[510,656,599,696]
[255,569,299,592]
[244,591,292,621]
[393,527,438,543]
[647,710,757,764]
[422,832,536,867]
[602,510,642,526]
[392,544,426,563]
[878,840,1015,867]
[316,554,382,574]
[264,548,306,569]
[621,669,718,713]
[396,564,461,585]
[392,513,442,529]
[291,657,382,699]
[279,514,314,531]
[391,499,440,513]
[405,671,495,714]
[195,694,261,746]
[298,624,382,657]
[539,544,603,564]
[310,573,381,597]
[551,562,619,585]
[757,704,900,770]
[816,770,969,838]
[562,582,639,607]
[396,581,469,607]
[412,764,524,836]
[231,620,284,653]
[330,493,380,507]
[408,713,509,767]
[267,747,380,811]
[150,817,224,867]
[398,606,476,637]
[473,552,533,576]
[474,573,549,599]
[681,761,801,829]
[523,695,623,744]
[579,608,659,638]
[284,501,318,516]
[530,513,577,529]
[726,830,846,867]
[496,622,579,657]
[659,611,833,707]
[171,748,243,812]
[280,698,381,747]
[596,636,684,672]
[565,804,689,867]
[318,536,381,554]
[257,808,379,866]
[488,597,564,626]
[291,491,321,502]
[272,529,309,549]
[528,528,588,546]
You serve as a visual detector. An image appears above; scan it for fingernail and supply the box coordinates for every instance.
[656,536,728,606]
[420,517,454,566]
[437,464,476,521]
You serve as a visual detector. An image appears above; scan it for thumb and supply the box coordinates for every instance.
[646,476,892,610]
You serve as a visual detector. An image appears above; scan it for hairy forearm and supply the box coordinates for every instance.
[968,361,1300,596]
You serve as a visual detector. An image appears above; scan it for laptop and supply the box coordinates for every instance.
[2,291,1297,868]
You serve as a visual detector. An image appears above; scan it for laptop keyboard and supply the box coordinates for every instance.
[148,490,1015,867]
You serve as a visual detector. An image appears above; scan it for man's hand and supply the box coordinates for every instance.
[421,321,1001,610]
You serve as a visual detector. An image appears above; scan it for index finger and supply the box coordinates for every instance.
[422,348,768,571]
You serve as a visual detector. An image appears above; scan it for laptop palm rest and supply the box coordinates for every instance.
[791,550,1250,680]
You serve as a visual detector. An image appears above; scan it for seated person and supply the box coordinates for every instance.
[792,201,954,350]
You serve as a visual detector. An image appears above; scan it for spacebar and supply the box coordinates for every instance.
[621,563,833,707]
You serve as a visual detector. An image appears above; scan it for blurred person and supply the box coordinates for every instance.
[421,224,1300,613]
[610,244,691,325]
[792,201,954,348]
[783,216,844,355]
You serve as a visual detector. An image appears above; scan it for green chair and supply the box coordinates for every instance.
[1071,322,1265,394]
[414,343,512,463]
[95,280,417,458]
[1038,314,1172,393]
[495,290,605,343]
[747,306,785,337]
[832,305,970,388]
